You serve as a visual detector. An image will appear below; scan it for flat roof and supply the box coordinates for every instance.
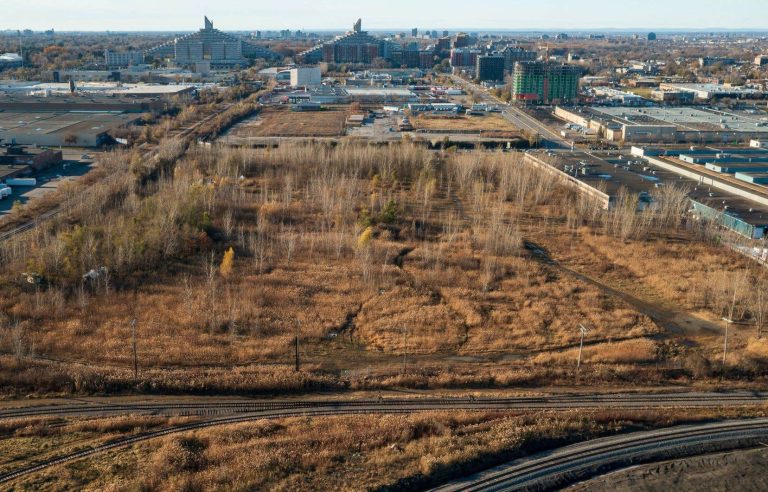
[0,111,139,137]
[590,107,768,133]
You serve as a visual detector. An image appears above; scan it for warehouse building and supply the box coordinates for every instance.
[512,62,581,104]
[556,106,768,144]
[146,17,278,67]
[0,111,139,147]
[658,82,763,101]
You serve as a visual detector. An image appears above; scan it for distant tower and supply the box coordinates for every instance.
[412,27,418,37]
[647,32,657,41]
[353,18,362,33]
[204,16,214,30]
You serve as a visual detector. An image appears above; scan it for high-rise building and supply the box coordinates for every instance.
[501,46,537,73]
[450,48,481,68]
[146,17,278,66]
[412,28,418,37]
[476,55,505,82]
[453,33,470,48]
[512,61,581,104]
[298,19,400,66]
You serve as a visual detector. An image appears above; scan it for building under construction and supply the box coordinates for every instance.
[146,17,278,67]
[512,61,580,104]
[298,19,400,65]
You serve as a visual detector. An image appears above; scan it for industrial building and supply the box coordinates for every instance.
[512,62,581,104]
[146,17,278,67]
[555,106,768,144]
[475,55,505,82]
[0,111,139,147]
[298,19,400,66]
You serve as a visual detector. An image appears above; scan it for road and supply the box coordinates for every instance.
[1,392,767,486]
[448,75,572,148]
[431,419,768,491]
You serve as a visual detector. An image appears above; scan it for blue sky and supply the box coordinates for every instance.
[4,0,768,31]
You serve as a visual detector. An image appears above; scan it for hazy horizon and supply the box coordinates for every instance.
[3,0,768,32]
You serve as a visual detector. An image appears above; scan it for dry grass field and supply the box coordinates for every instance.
[8,407,768,491]
[411,114,519,132]
[0,141,766,396]
[232,108,347,137]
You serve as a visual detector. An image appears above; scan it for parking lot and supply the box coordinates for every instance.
[0,151,96,215]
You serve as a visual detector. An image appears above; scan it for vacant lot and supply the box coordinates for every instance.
[233,108,347,137]
[412,113,519,132]
[0,142,766,396]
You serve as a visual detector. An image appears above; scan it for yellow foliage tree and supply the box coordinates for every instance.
[357,227,374,249]
[220,247,235,277]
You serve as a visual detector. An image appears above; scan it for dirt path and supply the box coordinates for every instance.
[524,241,723,338]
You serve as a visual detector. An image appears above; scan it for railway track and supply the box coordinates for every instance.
[432,419,768,491]
[2,392,767,421]
[1,393,767,486]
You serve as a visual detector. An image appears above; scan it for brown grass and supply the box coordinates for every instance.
[10,407,768,491]
[0,141,765,396]
[412,114,518,132]
[233,108,347,137]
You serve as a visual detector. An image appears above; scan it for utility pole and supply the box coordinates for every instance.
[131,318,138,381]
[577,324,589,370]
[402,326,408,375]
[722,317,731,370]
[295,319,301,372]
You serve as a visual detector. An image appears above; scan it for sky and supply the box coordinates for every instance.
[3,0,768,32]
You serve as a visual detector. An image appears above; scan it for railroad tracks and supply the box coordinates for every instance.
[432,419,768,491]
[0,392,767,486]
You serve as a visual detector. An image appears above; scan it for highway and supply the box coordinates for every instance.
[1,391,768,485]
[432,419,768,491]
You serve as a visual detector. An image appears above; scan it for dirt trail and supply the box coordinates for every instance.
[524,241,722,338]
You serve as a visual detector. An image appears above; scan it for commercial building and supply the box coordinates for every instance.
[512,62,581,104]
[146,17,278,67]
[290,67,322,88]
[475,55,505,82]
[298,19,400,66]
[755,55,768,66]
[104,49,143,68]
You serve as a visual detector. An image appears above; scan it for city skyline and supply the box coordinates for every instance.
[3,0,768,32]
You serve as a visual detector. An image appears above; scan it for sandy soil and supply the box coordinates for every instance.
[568,447,768,492]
